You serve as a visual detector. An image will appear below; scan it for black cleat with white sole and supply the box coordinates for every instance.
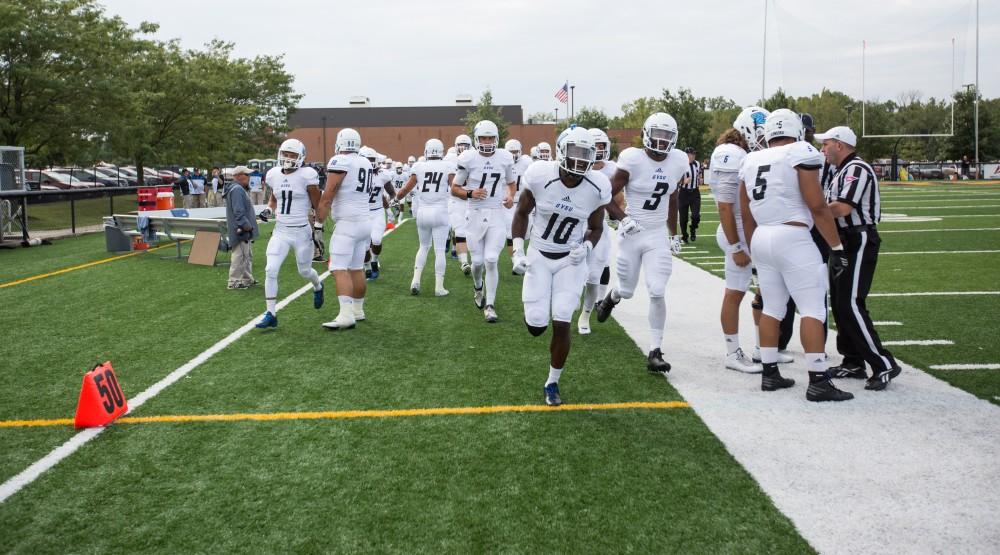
[647,349,671,374]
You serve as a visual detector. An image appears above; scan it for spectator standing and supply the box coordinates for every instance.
[209,167,224,207]
[961,155,971,180]
[189,168,207,208]
[225,166,259,289]
[248,168,265,205]
[816,126,901,390]
[177,169,192,209]
[677,147,702,242]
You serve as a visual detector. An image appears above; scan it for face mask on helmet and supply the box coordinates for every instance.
[476,135,497,154]
[278,150,301,170]
[646,127,676,153]
[559,143,596,175]
[594,141,609,161]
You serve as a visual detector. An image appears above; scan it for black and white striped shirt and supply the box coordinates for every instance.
[683,160,701,190]
[827,153,880,229]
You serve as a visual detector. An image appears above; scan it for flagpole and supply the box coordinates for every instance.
[570,84,575,120]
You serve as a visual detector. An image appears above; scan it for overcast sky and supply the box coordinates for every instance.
[99,0,994,123]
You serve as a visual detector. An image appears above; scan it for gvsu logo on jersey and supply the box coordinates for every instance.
[555,195,575,213]
[651,169,671,182]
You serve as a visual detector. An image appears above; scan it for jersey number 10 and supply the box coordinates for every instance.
[540,213,580,245]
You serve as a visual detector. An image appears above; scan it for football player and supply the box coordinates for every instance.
[536,142,552,161]
[513,127,611,406]
[395,138,455,297]
[446,136,473,275]
[738,109,852,401]
[315,128,372,330]
[390,162,411,218]
[529,146,540,162]
[594,113,688,374]
[577,128,615,334]
[255,139,325,329]
[359,147,396,281]
[706,107,769,373]
[503,138,532,259]
[451,121,516,322]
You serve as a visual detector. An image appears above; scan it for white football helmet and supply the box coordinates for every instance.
[537,142,552,161]
[393,161,404,173]
[733,106,770,151]
[418,156,426,162]
[454,134,472,153]
[407,155,416,165]
[425,138,445,159]
[764,108,803,143]
[473,120,499,154]
[529,146,540,160]
[376,154,386,168]
[277,138,306,170]
[504,139,522,160]
[335,128,362,153]
[383,157,393,170]
[556,127,597,176]
[642,112,678,154]
[588,128,611,161]
[359,146,378,168]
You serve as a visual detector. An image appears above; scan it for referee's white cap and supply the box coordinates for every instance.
[815,126,857,147]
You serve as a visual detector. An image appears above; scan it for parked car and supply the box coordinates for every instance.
[122,166,164,185]
[149,167,179,184]
[26,170,101,190]
[94,166,139,186]
[55,168,129,187]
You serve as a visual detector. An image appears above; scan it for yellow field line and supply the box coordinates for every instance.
[0,241,183,289]
[0,401,690,428]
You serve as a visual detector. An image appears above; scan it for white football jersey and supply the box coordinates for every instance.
[265,166,318,227]
[708,143,748,227]
[616,147,689,229]
[594,159,618,181]
[327,153,373,222]
[739,141,824,227]
[511,155,533,202]
[454,149,515,209]
[522,161,612,254]
[409,159,456,207]
[391,171,408,192]
[369,170,393,211]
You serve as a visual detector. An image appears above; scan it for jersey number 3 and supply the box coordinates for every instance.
[752,165,770,200]
[642,182,670,210]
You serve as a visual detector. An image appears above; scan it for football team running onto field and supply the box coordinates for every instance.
[253,107,901,406]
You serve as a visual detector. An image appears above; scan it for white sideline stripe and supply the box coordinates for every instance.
[684,256,725,260]
[873,321,903,326]
[881,205,1000,209]
[879,227,1000,234]
[930,364,1000,370]
[881,250,1000,255]
[883,339,954,346]
[869,291,1000,297]
[606,234,1000,555]
[0,220,410,504]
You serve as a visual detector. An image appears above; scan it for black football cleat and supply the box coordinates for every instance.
[828,363,867,379]
[595,291,619,323]
[865,365,902,391]
[807,377,855,402]
[544,382,561,406]
[647,349,671,374]
[761,364,795,391]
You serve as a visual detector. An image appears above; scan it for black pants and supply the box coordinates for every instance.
[829,229,896,372]
[677,188,701,237]
[778,227,829,349]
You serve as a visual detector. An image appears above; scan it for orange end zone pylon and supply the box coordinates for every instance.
[74,362,128,428]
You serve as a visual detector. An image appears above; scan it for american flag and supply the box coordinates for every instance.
[554,82,569,104]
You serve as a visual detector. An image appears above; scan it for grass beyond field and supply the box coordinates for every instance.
[22,193,143,231]
[678,183,1000,404]
[0,220,812,552]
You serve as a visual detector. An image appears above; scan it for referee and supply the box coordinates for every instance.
[816,126,901,390]
[678,147,701,242]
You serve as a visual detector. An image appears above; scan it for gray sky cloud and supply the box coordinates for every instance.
[98,0,994,119]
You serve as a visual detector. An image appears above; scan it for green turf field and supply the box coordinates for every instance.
[22,193,143,231]
[679,183,1000,404]
[0,218,813,553]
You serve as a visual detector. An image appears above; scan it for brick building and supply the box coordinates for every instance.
[286,104,641,163]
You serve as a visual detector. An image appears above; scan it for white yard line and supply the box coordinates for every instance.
[930,364,1000,370]
[881,205,1000,209]
[698,261,726,266]
[873,321,903,326]
[883,339,954,346]
[869,291,1000,297]
[606,234,1000,554]
[881,250,1000,255]
[0,220,410,504]
[879,227,1000,233]
[683,256,725,260]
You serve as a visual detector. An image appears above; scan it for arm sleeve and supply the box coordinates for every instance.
[709,171,740,204]
[453,152,471,185]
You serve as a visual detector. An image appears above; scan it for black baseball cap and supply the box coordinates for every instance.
[684,147,697,154]
[800,113,816,131]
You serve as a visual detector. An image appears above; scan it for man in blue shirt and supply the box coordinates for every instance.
[189,168,207,208]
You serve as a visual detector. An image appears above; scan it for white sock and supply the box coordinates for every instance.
[364,261,372,272]
[459,251,469,264]
[472,263,484,289]
[582,282,600,312]
[545,366,563,386]
[435,274,446,291]
[760,347,778,364]
[266,297,277,314]
[754,325,761,349]
[648,296,666,352]
[485,261,498,304]
[610,289,622,303]
[725,333,740,355]
[353,297,365,312]
[337,295,353,316]
[806,353,827,373]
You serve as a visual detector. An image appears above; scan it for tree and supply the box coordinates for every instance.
[659,88,712,156]
[555,106,611,135]
[462,89,509,144]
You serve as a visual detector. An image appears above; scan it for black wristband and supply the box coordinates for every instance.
[466,190,472,199]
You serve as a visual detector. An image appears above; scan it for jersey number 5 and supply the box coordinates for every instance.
[752,165,771,200]
[642,182,670,210]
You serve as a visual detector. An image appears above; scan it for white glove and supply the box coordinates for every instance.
[568,241,593,265]
[620,216,643,236]
[670,235,683,255]
[512,238,529,275]
[389,197,400,210]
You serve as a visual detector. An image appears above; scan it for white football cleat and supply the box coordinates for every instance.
[752,347,795,364]
[577,310,592,335]
[484,304,498,323]
[321,314,356,331]
[435,288,449,297]
[725,348,762,374]
[353,305,366,322]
